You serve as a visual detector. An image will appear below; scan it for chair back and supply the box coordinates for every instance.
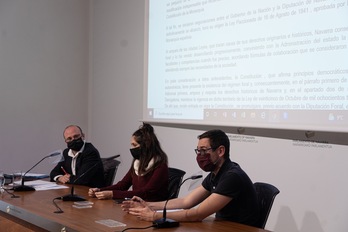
[168,167,186,199]
[254,182,280,229]
[101,155,121,186]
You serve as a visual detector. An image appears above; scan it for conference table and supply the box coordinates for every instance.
[0,183,271,232]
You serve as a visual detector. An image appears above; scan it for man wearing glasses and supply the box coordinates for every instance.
[122,129,259,227]
[50,125,105,188]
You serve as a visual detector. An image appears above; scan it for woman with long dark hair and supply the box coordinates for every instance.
[88,123,169,201]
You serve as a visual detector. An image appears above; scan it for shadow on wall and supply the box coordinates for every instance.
[273,207,324,232]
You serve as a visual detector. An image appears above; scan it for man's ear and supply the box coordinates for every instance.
[217,145,225,158]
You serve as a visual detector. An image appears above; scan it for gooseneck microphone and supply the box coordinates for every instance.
[153,174,203,228]
[60,161,100,201]
[14,151,62,192]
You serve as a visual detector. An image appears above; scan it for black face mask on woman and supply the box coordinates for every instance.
[130,147,141,160]
[67,138,84,151]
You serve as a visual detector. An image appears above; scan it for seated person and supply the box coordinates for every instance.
[121,129,260,227]
[88,123,169,202]
[50,125,105,188]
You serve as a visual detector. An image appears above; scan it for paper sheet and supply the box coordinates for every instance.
[95,219,126,227]
[13,180,68,191]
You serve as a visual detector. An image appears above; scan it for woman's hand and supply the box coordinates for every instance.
[94,190,113,199]
[88,188,100,197]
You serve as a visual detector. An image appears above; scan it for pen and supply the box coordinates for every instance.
[61,166,68,175]
[124,197,141,202]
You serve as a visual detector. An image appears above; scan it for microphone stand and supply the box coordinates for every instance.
[60,162,100,201]
[61,185,86,201]
[153,175,203,228]
[14,151,62,192]
[53,157,111,212]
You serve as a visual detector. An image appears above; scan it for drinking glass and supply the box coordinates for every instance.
[12,170,22,187]
[0,171,4,194]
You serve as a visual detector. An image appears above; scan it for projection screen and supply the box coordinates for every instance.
[143,0,348,133]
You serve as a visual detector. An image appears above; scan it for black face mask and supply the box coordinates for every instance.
[67,138,84,151]
[130,147,141,160]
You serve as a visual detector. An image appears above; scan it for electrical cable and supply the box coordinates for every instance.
[53,197,64,213]
[2,187,20,198]
[118,224,156,232]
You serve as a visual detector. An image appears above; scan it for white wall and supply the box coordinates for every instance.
[88,0,145,178]
[89,1,348,232]
[0,0,90,173]
[1,0,347,232]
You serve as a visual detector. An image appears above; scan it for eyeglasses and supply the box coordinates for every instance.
[65,134,82,143]
[194,147,214,156]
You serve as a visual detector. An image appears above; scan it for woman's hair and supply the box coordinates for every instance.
[132,123,168,175]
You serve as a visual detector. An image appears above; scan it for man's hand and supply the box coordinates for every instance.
[57,174,70,184]
[121,196,147,212]
[121,196,155,221]
[128,206,156,221]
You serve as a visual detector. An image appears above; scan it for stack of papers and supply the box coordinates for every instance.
[13,180,68,191]
[95,219,126,227]
[24,173,50,181]
[4,173,50,184]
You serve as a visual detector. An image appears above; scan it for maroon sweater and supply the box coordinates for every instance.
[100,163,168,201]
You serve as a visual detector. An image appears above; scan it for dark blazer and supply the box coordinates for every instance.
[50,143,105,188]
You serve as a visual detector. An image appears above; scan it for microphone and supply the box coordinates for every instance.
[153,174,203,228]
[14,151,62,192]
[60,161,100,201]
